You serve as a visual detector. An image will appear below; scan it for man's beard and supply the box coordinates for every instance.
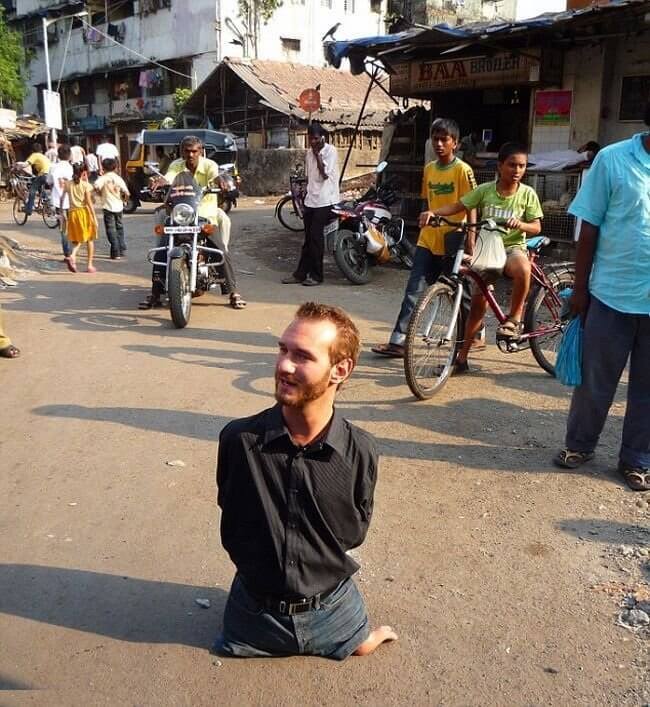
[274,369,331,408]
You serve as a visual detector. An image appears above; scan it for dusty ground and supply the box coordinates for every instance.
[0,197,648,706]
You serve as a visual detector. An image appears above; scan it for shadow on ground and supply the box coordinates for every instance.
[0,564,227,648]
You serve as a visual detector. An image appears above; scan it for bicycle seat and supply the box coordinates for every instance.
[526,236,550,252]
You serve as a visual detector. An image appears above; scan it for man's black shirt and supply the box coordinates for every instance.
[216,404,378,599]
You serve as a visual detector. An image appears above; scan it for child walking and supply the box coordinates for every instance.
[94,158,129,259]
[65,163,98,273]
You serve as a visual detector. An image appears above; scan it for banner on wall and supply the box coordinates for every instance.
[534,90,572,126]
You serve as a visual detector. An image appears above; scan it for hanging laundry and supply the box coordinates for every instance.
[139,71,150,88]
[107,23,119,38]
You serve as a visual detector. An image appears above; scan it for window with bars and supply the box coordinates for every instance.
[321,0,332,8]
[344,0,355,11]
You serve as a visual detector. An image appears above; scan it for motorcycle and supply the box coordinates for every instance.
[330,161,415,285]
[147,172,225,329]
[217,162,240,213]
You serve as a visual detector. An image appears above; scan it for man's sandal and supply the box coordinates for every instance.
[371,343,405,358]
[138,295,164,310]
[230,293,247,309]
[618,462,650,491]
[497,317,520,339]
[0,344,20,359]
[553,449,595,469]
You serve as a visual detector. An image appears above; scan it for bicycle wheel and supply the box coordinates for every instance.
[525,267,575,376]
[277,195,304,232]
[12,197,27,225]
[42,200,59,229]
[404,281,462,399]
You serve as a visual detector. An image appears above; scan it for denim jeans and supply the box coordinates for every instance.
[565,296,650,468]
[58,209,71,257]
[25,175,48,215]
[103,210,127,258]
[213,574,369,661]
[389,246,445,346]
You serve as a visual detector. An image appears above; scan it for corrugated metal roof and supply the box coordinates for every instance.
[185,58,396,129]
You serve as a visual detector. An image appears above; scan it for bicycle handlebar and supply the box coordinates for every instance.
[427,215,507,232]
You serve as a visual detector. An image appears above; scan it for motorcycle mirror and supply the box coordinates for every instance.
[220,163,234,171]
[145,162,164,176]
[376,161,388,174]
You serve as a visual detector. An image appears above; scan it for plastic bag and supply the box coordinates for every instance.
[470,227,507,273]
[555,316,583,386]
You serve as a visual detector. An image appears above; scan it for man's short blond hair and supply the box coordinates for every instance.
[295,302,361,366]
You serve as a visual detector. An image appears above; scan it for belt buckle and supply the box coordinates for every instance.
[284,598,313,616]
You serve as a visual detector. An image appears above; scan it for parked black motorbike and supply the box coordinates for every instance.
[217,162,240,213]
[331,162,415,284]
[148,172,225,328]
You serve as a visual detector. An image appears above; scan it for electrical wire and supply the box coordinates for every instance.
[79,18,193,79]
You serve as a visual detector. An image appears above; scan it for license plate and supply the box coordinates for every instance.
[164,225,201,234]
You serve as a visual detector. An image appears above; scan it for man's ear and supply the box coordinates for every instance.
[330,358,354,387]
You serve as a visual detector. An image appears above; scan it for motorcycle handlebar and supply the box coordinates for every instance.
[427,215,507,232]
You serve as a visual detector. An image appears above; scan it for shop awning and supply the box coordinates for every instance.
[325,0,650,73]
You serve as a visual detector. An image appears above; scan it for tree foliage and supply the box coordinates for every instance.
[173,87,193,115]
[0,7,27,108]
[238,0,283,25]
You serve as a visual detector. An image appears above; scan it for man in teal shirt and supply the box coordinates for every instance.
[553,103,650,491]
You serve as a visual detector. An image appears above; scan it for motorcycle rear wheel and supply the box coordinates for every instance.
[334,230,371,285]
[123,196,138,214]
[168,258,192,328]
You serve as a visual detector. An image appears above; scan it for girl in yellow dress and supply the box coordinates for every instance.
[65,163,98,273]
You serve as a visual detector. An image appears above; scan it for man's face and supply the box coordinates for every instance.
[182,143,202,170]
[308,133,324,151]
[275,318,339,408]
[431,131,457,161]
[498,153,527,184]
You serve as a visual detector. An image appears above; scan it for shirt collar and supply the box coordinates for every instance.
[262,404,347,455]
[631,132,650,168]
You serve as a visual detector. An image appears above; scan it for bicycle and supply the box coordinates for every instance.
[275,165,306,232]
[10,169,59,229]
[404,216,575,399]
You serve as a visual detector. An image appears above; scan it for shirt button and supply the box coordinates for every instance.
[289,560,296,566]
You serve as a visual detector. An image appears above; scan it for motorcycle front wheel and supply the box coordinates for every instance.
[334,230,371,285]
[168,258,192,328]
[276,195,304,232]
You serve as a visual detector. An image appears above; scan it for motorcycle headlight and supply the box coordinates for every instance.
[172,203,195,225]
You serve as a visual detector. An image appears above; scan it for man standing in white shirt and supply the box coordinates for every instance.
[96,136,121,175]
[48,144,74,265]
[282,123,340,286]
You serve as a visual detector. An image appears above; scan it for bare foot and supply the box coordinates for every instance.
[353,625,398,656]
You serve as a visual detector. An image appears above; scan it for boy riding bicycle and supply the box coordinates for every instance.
[431,142,543,373]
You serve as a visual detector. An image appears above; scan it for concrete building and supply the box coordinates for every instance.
[8,0,387,153]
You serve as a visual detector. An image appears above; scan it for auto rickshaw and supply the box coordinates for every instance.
[124,128,240,213]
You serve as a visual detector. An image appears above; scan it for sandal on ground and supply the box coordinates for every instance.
[230,293,247,309]
[65,257,77,273]
[618,462,650,491]
[452,360,480,375]
[553,449,595,469]
[0,344,20,359]
[371,343,404,358]
[138,295,164,310]
[497,317,520,339]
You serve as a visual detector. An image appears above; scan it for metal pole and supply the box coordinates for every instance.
[339,67,376,186]
[42,16,57,144]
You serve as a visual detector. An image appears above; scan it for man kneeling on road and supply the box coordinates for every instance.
[214,302,397,659]
[140,135,246,310]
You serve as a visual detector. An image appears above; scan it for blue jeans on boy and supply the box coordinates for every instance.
[103,210,127,258]
[389,246,444,346]
[25,175,47,215]
[565,297,650,468]
[213,574,369,661]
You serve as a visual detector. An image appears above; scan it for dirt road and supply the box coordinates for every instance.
[0,198,648,706]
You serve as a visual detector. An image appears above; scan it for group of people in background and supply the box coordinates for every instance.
[22,136,128,273]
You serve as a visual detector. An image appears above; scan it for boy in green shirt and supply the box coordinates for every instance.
[432,142,543,372]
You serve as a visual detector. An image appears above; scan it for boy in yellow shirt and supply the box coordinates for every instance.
[372,118,476,357]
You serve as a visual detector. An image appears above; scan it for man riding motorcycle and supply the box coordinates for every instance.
[139,135,246,310]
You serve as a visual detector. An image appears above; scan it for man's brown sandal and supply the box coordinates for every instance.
[497,317,520,339]
[553,449,595,469]
[230,293,247,309]
[618,462,650,491]
[370,343,404,358]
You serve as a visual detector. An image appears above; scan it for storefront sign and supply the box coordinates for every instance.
[534,90,572,125]
[389,51,541,96]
